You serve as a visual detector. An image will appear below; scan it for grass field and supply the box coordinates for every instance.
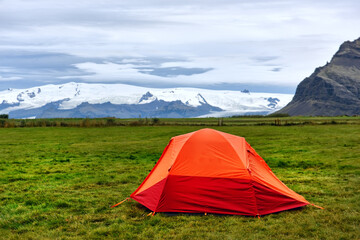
[0,122,359,239]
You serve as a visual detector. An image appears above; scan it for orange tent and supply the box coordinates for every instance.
[125,128,315,215]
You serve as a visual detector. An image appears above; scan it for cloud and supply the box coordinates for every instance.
[0,0,360,92]
[270,67,282,72]
[252,56,279,63]
[0,50,95,84]
[63,56,302,88]
[138,67,213,77]
[0,75,22,81]
[69,62,158,82]
[0,66,22,81]
[66,60,213,82]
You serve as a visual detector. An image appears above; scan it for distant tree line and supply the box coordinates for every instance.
[0,115,358,128]
[0,117,163,128]
[230,113,290,118]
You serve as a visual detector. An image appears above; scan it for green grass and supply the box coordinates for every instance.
[0,124,359,239]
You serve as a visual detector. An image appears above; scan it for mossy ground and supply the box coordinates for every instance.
[0,123,359,239]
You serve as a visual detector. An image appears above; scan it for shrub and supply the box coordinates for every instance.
[20,120,26,127]
[152,118,160,125]
[129,121,141,126]
[82,119,91,127]
[106,118,115,126]
[267,113,290,118]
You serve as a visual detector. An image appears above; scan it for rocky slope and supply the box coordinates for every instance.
[277,37,360,116]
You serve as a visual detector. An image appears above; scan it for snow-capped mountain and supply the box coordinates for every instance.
[0,82,293,118]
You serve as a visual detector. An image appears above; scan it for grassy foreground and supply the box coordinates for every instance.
[0,124,359,239]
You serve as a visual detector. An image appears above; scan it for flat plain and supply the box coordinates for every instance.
[0,119,359,239]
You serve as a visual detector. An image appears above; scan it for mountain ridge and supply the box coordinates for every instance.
[0,82,293,118]
[277,37,360,116]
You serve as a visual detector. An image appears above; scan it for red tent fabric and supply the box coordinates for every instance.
[130,128,310,216]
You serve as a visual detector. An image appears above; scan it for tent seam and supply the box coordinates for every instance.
[154,173,171,212]
[217,130,259,216]
[247,146,309,204]
[214,131,247,169]
[153,134,195,212]
[131,139,173,198]
[165,131,197,173]
[247,151,260,216]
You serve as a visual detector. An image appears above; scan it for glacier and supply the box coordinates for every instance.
[0,82,293,118]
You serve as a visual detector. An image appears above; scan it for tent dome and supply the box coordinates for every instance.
[130,128,309,216]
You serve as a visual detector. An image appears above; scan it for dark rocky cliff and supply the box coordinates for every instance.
[277,37,360,116]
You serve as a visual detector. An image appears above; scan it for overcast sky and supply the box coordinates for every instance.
[0,0,359,93]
